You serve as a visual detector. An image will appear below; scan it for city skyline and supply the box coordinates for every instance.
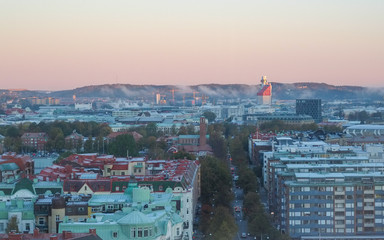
[1,1,383,90]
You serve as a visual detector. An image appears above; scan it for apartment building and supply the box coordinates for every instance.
[260,136,384,239]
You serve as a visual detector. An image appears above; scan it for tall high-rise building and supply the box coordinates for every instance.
[257,76,272,105]
[296,99,322,123]
[155,93,161,105]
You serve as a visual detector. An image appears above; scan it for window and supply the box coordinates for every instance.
[113,232,118,238]
[56,215,60,221]
[177,228,180,235]
[346,228,354,233]
[138,227,143,237]
[38,217,45,225]
[346,219,354,225]
[92,207,101,212]
[345,186,353,191]
[85,186,87,191]
[144,227,149,237]
[131,228,136,238]
[0,223,4,232]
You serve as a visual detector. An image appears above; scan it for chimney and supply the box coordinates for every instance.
[8,232,22,240]
[89,228,96,235]
[65,165,72,173]
[199,117,207,146]
[33,228,40,238]
[50,234,58,240]
[63,231,72,239]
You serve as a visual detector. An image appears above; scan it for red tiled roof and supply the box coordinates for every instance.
[111,164,128,170]
[107,131,143,141]
[63,179,111,192]
[21,132,48,138]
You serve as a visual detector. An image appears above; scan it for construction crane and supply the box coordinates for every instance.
[192,91,199,106]
[201,94,209,105]
[169,88,179,105]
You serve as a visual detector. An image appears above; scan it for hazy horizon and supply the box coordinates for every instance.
[1,1,383,91]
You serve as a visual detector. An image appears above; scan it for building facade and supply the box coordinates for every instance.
[21,132,48,152]
[259,137,384,239]
[296,99,322,123]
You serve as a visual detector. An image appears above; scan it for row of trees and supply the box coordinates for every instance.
[259,120,343,134]
[228,124,291,240]
[0,121,113,153]
[197,123,263,239]
[200,156,237,240]
[346,110,383,123]
[197,121,241,239]
[0,121,195,160]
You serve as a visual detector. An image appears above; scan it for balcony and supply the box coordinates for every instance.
[334,191,345,195]
[335,215,345,220]
[183,221,189,230]
[364,190,374,195]
[173,235,183,240]
[364,206,374,211]
[364,223,375,227]
[335,224,345,229]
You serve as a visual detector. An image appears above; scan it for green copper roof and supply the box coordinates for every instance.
[0,163,19,171]
[12,178,35,195]
[0,184,13,195]
[88,194,132,207]
[117,211,154,225]
[171,212,183,224]
[34,181,63,195]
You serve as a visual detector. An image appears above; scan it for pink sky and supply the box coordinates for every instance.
[1,1,383,90]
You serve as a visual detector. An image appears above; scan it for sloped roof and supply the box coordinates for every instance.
[12,178,35,195]
[88,193,131,206]
[21,132,48,138]
[0,162,19,171]
[117,211,154,225]
[111,164,128,170]
[171,212,183,224]
[63,179,111,192]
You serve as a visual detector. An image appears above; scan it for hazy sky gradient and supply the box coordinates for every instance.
[1,1,383,90]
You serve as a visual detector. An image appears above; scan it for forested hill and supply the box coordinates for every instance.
[2,82,383,101]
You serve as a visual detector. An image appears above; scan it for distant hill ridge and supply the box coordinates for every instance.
[2,82,383,101]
